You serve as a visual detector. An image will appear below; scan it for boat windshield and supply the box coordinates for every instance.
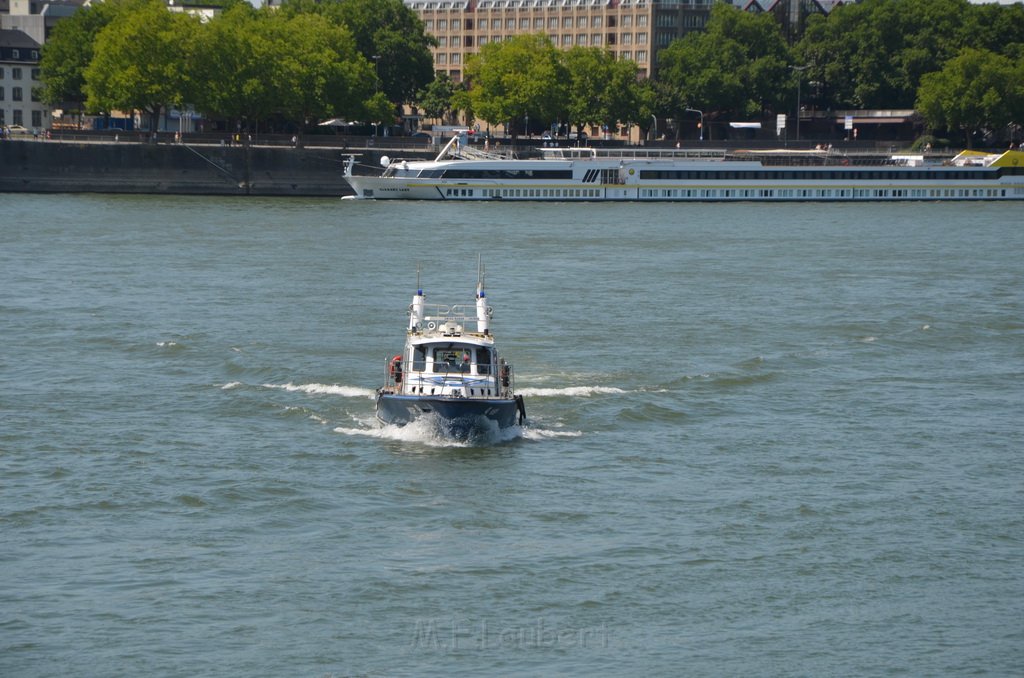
[427,346,492,374]
[433,347,472,373]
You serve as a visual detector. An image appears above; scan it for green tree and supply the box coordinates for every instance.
[279,0,436,109]
[464,34,564,139]
[188,3,274,129]
[39,0,134,112]
[560,47,640,138]
[603,58,642,134]
[916,48,1024,148]
[274,12,375,126]
[658,4,791,127]
[417,72,457,125]
[83,0,199,131]
[796,0,972,110]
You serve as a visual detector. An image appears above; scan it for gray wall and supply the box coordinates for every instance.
[0,140,406,197]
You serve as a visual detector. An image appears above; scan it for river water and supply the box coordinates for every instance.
[2,194,1022,676]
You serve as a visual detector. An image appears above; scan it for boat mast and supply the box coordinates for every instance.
[476,255,490,335]
[409,264,425,331]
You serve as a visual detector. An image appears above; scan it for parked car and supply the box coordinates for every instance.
[5,124,32,136]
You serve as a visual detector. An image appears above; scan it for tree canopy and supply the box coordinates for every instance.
[39,0,139,110]
[657,4,791,124]
[40,0,432,132]
[83,0,198,130]
[916,48,1024,148]
[464,34,565,137]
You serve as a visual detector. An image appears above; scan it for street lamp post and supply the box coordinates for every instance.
[650,114,657,144]
[791,64,810,142]
[372,55,381,137]
[685,108,703,141]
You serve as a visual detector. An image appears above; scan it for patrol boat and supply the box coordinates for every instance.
[375,265,526,437]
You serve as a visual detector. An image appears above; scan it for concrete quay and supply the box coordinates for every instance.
[0,138,427,197]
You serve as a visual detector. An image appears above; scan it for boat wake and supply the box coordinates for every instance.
[223,381,581,444]
[517,385,627,397]
[334,414,524,448]
[261,382,376,397]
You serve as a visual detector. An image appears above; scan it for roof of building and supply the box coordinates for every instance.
[0,28,41,49]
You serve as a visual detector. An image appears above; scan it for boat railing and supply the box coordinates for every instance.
[381,355,516,398]
[413,303,493,334]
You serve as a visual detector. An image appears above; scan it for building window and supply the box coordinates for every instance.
[637,32,647,44]
[13,87,23,101]
[13,67,22,80]
[622,33,632,45]
[622,16,632,27]
[534,17,543,29]
[32,110,42,128]
[577,33,587,45]
[562,34,571,45]
[0,87,4,101]
[451,53,460,64]
[520,18,529,28]
[562,17,571,28]
[13,109,23,125]
[12,49,19,59]
[492,18,501,28]
[438,36,448,46]
[592,33,602,45]
[548,17,557,28]
[32,68,41,80]
[0,67,5,79]
[451,36,460,47]
[438,19,447,29]
[451,19,460,29]
[592,16,602,27]
[636,50,647,62]
[425,19,434,30]
[637,15,647,26]
[505,18,514,29]
[32,50,39,59]
[479,36,488,45]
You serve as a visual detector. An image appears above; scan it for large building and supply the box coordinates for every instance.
[404,0,847,83]
[404,0,717,82]
[1,0,86,132]
[0,28,45,130]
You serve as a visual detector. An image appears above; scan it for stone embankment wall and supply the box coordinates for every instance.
[0,140,417,197]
